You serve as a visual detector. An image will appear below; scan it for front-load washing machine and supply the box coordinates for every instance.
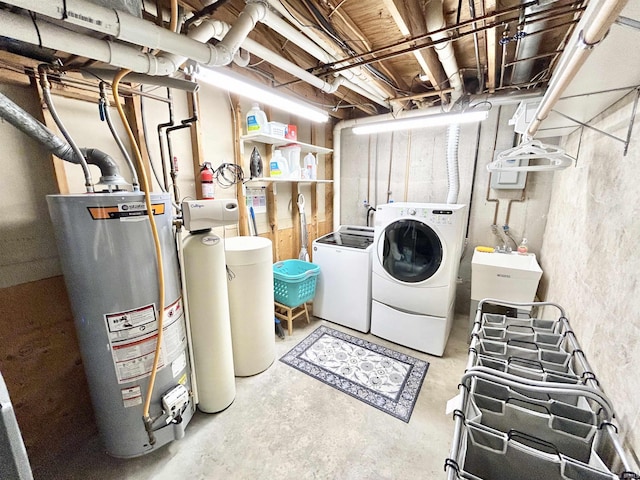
[313,225,374,333]
[371,203,466,356]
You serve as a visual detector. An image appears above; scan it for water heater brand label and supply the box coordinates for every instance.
[105,298,187,384]
[87,202,165,220]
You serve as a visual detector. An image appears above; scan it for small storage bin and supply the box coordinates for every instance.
[273,259,320,307]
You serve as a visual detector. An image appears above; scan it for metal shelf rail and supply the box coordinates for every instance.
[445,299,639,480]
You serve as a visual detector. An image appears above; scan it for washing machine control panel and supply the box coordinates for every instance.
[431,209,455,226]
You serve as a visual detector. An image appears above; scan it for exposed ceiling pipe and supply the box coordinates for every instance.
[2,0,268,71]
[511,1,555,85]
[171,18,346,96]
[260,9,391,106]
[526,0,630,137]
[0,9,176,75]
[425,0,465,104]
[265,0,394,100]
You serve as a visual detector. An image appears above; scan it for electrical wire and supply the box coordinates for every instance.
[214,163,244,188]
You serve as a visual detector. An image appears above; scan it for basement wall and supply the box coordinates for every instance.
[539,91,640,458]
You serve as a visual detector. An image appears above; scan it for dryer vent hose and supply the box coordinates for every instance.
[446,124,460,204]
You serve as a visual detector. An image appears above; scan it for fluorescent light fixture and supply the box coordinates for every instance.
[194,65,329,123]
[352,110,489,135]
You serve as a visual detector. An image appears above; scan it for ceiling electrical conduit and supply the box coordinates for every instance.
[526,0,630,137]
[2,0,268,72]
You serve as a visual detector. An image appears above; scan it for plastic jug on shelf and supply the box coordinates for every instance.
[246,103,268,135]
[303,152,317,180]
[269,150,289,177]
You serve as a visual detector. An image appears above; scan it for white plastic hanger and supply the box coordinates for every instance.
[487,138,574,172]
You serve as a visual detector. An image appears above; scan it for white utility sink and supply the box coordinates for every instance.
[471,250,543,307]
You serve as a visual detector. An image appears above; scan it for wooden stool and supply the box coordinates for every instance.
[274,301,310,335]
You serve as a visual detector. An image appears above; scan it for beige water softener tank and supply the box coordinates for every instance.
[225,237,275,376]
[182,232,236,413]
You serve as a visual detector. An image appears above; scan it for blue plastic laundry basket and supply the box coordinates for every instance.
[273,259,320,307]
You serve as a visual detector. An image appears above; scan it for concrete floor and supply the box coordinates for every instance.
[43,314,470,480]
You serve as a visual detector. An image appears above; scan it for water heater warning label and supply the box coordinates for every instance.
[105,299,187,384]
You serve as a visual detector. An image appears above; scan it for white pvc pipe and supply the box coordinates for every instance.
[526,0,629,136]
[3,0,267,70]
[425,0,464,103]
[261,9,390,105]
[242,38,339,93]
[0,9,174,74]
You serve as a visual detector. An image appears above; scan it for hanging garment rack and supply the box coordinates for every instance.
[487,139,575,172]
[445,299,639,480]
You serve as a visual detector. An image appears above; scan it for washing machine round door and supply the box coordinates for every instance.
[379,219,443,283]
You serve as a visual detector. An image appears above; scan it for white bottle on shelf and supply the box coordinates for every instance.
[246,103,268,135]
[303,152,317,180]
[269,149,289,177]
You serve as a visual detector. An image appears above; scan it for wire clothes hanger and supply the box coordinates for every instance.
[487,138,575,172]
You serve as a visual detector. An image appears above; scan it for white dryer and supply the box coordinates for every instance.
[371,203,466,356]
[312,225,374,333]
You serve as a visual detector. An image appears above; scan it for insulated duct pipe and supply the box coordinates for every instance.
[0,92,125,186]
[526,0,629,137]
[3,0,268,72]
[331,90,544,226]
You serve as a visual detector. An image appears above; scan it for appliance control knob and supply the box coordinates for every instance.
[409,208,416,215]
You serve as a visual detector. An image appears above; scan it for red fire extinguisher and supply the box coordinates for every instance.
[200,162,215,199]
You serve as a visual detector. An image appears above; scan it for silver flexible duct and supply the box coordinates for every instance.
[0,91,126,187]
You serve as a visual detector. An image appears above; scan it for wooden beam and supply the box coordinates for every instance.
[124,95,152,187]
[230,94,249,236]
[266,184,279,260]
[324,122,334,233]
[292,182,300,257]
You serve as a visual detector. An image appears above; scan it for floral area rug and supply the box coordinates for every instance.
[279,325,429,422]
